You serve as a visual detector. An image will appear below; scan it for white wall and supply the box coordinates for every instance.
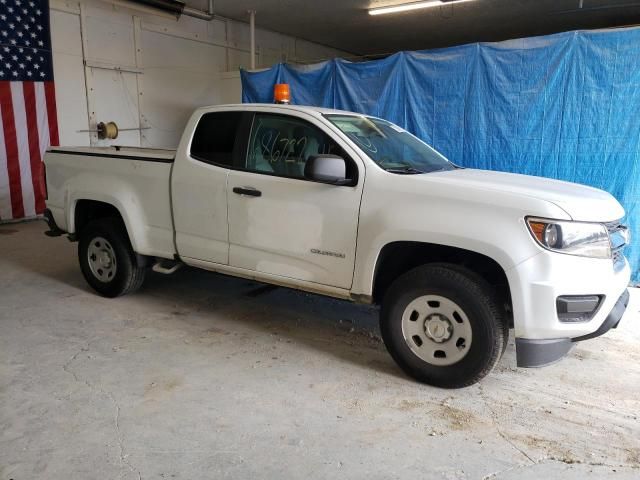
[50,0,349,148]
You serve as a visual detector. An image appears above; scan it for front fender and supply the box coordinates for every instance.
[351,169,571,297]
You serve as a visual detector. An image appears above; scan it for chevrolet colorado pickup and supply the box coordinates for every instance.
[43,104,631,388]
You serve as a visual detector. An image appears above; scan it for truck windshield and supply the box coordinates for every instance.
[325,114,455,174]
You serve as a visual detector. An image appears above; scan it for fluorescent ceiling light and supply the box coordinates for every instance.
[369,0,476,16]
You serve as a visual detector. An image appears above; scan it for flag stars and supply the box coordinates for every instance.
[0,0,52,82]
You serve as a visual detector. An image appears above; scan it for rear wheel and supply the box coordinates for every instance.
[78,218,146,297]
[380,264,508,388]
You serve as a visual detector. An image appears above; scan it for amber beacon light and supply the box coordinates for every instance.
[274,84,291,104]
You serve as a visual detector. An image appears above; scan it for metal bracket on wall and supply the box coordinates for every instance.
[84,60,144,74]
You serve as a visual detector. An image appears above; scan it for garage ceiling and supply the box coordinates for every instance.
[187,0,640,57]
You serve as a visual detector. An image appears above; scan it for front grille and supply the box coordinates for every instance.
[606,221,624,235]
[606,221,628,272]
[612,249,624,271]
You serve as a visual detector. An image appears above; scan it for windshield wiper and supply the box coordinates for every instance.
[384,166,425,174]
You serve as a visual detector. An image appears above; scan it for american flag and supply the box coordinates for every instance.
[0,0,58,221]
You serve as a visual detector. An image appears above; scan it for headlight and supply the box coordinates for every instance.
[526,218,611,259]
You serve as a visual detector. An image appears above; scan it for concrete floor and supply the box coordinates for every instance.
[1,221,639,480]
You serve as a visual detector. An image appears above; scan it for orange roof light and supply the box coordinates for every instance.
[274,83,291,104]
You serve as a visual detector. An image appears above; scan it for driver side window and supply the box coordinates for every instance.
[246,113,347,180]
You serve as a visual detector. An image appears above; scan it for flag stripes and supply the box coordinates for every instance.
[24,82,44,215]
[0,0,57,221]
[0,82,23,219]
[0,104,12,220]
[0,80,58,221]
[44,81,59,146]
[12,82,37,218]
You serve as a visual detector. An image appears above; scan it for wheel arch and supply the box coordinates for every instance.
[71,198,137,251]
[370,241,513,320]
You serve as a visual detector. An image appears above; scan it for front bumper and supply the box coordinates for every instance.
[516,288,630,367]
[506,247,631,368]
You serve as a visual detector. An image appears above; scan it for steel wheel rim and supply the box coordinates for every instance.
[87,236,117,283]
[401,294,473,366]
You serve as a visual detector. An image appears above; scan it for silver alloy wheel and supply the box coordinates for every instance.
[87,236,117,283]
[401,294,473,366]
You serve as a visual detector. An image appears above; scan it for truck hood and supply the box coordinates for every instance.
[424,168,624,222]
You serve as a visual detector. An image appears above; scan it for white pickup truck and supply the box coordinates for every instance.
[43,103,631,388]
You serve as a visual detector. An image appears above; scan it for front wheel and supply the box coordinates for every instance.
[380,264,508,388]
[78,218,146,298]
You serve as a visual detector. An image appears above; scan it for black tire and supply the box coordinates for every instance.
[380,264,508,388]
[78,217,146,298]
[437,262,511,360]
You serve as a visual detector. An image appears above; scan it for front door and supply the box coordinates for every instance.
[227,112,364,289]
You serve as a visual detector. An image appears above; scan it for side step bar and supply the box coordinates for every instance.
[152,259,183,275]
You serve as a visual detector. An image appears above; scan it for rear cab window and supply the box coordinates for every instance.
[190,111,243,166]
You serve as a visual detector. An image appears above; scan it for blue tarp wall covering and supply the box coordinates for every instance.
[241,28,640,282]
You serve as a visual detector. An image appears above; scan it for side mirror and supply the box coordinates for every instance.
[304,155,352,185]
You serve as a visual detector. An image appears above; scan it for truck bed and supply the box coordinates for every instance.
[44,146,177,259]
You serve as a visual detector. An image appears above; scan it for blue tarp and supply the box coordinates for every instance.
[241,28,640,282]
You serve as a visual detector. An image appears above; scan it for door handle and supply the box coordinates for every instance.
[233,186,262,197]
